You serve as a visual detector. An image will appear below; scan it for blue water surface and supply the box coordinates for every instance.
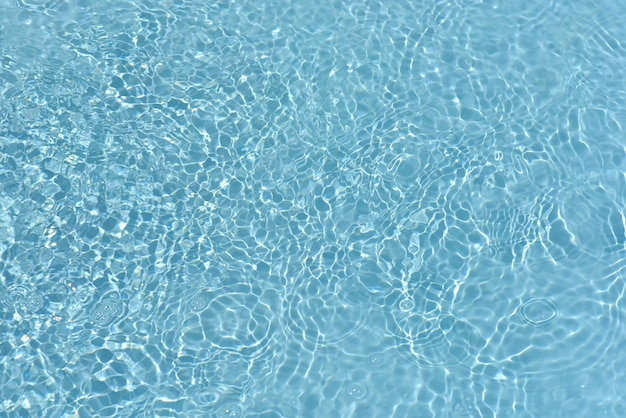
[0,0,625,416]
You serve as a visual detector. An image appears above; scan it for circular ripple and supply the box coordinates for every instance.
[181,288,275,357]
[452,394,477,416]
[247,393,298,417]
[90,298,125,327]
[6,285,44,313]
[479,260,621,383]
[347,383,367,399]
[385,287,483,367]
[189,295,209,312]
[282,275,370,348]
[397,314,482,367]
[399,297,415,312]
[74,285,96,305]
[21,292,44,312]
[518,298,558,328]
[216,403,243,418]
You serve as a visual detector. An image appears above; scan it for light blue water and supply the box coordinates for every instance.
[0,0,625,416]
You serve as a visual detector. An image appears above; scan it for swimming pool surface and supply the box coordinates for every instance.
[1,0,625,416]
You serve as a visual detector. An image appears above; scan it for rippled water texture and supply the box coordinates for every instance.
[0,0,625,416]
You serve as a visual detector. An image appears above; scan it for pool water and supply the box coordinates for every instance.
[0,0,625,416]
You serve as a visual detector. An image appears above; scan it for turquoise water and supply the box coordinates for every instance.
[0,0,625,416]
